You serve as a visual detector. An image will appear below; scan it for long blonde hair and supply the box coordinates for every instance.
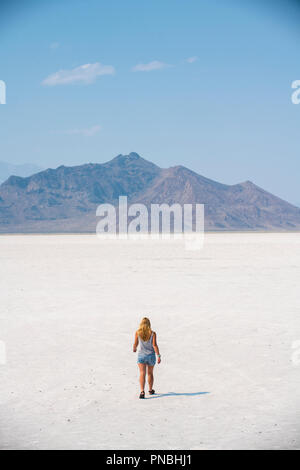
[137,317,152,341]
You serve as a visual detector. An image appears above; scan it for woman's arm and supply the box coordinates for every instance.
[133,331,139,352]
[152,332,161,363]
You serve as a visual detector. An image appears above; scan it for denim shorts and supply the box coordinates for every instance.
[137,353,156,366]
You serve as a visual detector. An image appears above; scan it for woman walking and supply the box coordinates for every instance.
[133,317,161,399]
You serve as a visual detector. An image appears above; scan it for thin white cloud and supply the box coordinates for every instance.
[64,125,102,137]
[132,60,169,72]
[50,42,60,50]
[42,62,115,86]
[186,56,198,63]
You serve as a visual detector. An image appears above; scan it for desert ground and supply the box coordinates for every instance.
[0,233,300,450]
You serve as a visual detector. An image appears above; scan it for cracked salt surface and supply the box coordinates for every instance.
[0,233,300,449]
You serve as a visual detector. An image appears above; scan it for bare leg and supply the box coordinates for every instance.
[138,363,146,392]
[147,365,154,391]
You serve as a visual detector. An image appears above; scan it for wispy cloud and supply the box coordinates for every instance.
[64,125,102,137]
[132,61,170,72]
[186,56,198,63]
[42,62,115,86]
[50,42,60,50]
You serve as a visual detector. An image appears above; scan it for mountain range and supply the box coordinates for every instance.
[0,152,300,233]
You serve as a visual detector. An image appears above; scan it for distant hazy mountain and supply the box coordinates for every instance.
[0,152,300,232]
[0,161,43,184]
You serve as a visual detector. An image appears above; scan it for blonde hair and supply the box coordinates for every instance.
[137,317,152,341]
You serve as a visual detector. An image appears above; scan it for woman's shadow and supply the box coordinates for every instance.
[147,392,209,399]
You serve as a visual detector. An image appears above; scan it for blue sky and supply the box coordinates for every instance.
[1,0,300,204]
